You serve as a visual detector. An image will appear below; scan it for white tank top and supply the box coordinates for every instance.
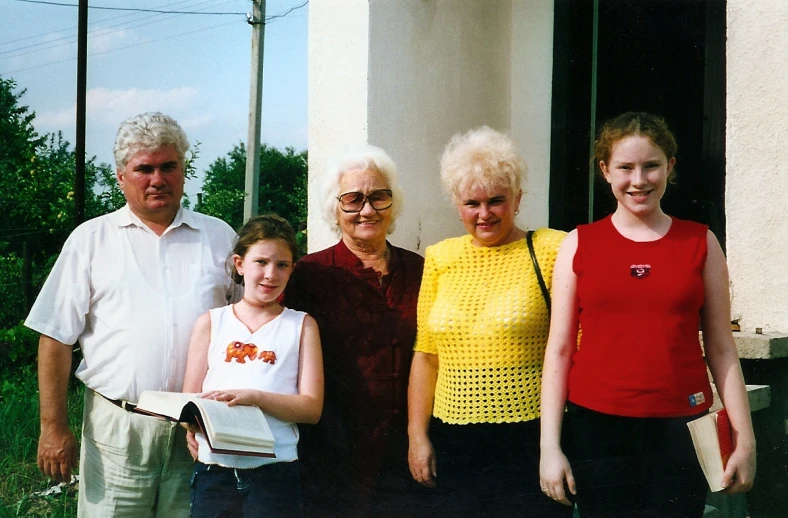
[196,305,305,468]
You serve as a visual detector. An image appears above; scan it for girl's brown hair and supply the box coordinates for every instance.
[594,112,678,182]
[228,213,297,285]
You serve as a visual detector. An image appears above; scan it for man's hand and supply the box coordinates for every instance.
[38,424,78,483]
[37,335,77,483]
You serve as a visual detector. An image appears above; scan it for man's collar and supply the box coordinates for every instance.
[178,207,202,230]
[115,204,200,232]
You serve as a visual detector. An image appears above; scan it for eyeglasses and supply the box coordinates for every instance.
[337,189,393,213]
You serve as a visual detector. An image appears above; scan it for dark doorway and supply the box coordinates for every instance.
[549,0,726,245]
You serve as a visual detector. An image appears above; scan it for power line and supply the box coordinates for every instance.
[0,0,227,50]
[13,0,245,15]
[1,0,234,58]
[1,18,241,75]
[263,1,307,24]
[1,0,185,46]
[1,1,309,75]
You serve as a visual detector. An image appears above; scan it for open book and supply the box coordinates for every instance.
[136,391,275,458]
[687,408,734,492]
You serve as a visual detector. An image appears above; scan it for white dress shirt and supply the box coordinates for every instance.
[26,205,240,402]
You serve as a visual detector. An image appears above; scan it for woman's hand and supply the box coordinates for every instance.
[721,443,756,493]
[408,433,437,488]
[185,429,199,460]
[200,389,261,407]
[539,445,576,506]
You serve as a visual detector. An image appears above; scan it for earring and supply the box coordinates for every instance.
[515,209,520,215]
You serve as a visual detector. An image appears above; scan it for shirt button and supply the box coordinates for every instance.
[392,409,400,415]
[392,339,399,345]
[392,372,399,378]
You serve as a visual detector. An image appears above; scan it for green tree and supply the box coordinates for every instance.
[0,77,45,254]
[0,77,44,174]
[0,77,116,331]
[0,78,113,258]
[197,142,308,236]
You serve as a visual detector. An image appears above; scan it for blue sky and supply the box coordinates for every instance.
[0,0,308,197]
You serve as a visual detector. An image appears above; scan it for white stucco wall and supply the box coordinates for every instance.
[726,0,788,333]
[307,0,370,250]
[510,1,555,229]
[308,0,555,253]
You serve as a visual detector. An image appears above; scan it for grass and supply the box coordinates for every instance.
[0,367,82,518]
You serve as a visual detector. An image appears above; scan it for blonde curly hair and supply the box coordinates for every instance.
[440,126,525,201]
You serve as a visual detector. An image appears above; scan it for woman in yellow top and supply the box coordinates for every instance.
[407,126,570,516]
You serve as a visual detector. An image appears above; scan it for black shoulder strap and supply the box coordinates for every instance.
[527,230,551,316]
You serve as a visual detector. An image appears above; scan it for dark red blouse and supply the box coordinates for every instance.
[282,239,424,492]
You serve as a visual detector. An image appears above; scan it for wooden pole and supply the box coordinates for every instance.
[244,0,266,223]
[75,0,88,225]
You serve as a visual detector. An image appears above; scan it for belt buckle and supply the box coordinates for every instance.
[119,400,137,412]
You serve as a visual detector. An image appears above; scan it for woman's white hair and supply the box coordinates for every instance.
[320,143,404,236]
[439,126,525,201]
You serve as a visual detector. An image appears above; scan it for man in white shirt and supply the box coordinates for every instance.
[26,112,239,517]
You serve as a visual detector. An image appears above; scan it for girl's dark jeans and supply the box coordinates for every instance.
[190,460,302,517]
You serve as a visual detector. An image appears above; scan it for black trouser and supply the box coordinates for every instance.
[564,402,708,518]
[430,418,575,517]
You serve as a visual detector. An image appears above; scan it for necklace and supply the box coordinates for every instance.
[241,296,278,309]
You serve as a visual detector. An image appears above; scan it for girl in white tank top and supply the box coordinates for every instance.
[182,214,324,517]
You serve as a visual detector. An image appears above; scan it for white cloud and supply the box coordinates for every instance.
[179,112,215,130]
[89,28,134,55]
[36,86,202,129]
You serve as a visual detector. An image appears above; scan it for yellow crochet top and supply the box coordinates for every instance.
[414,228,565,424]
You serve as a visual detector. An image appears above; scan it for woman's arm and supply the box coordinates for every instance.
[182,312,212,458]
[408,351,439,488]
[407,247,441,487]
[539,230,580,506]
[204,315,324,424]
[183,312,211,393]
[701,230,756,493]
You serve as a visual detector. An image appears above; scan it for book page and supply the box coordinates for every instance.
[192,399,274,448]
[687,410,726,492]
[136,392,199,420]
[198,426,275,457]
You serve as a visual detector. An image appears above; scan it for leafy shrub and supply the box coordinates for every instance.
[0,253,26,328]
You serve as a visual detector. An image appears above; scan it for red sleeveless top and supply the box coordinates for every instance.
[567,216,713,417]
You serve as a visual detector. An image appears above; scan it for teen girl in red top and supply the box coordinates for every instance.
[539,112,756,517]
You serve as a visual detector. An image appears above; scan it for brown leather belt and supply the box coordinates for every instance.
[98,392,141,413]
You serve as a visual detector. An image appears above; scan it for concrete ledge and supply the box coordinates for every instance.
[710,384,770,412]
[733,332,788,359]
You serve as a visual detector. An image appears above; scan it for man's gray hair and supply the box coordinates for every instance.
[113,112,189,170]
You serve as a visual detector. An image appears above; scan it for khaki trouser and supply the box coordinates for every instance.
[77,389,194,518]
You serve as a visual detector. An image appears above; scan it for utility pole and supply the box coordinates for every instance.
[244,0,266,222]
[75,0,88,225]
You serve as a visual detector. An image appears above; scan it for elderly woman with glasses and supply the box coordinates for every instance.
[407,127,571,516]
[282,144,426,516]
